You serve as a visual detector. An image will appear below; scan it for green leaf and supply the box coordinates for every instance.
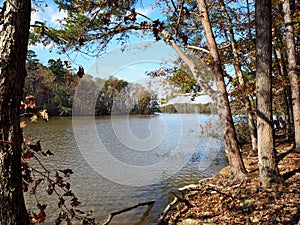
[30,115,38,123]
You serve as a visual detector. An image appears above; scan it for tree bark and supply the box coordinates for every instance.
[0,0,31,224]
[219,0,257,154]
[273,47,292,140]
[196,0,247,179]
[282,0,300,151]
[256,0,280,187]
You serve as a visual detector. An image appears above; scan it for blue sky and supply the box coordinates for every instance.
[29,0,176,78]
[28,1,214,104]
[87,41,177,81]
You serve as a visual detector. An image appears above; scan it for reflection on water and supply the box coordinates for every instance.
[23,114,227,225]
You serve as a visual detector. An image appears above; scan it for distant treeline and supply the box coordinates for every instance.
[160,103,216,114]
[24,50,159,116]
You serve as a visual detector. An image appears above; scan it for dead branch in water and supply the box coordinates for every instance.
[102,200,155,225]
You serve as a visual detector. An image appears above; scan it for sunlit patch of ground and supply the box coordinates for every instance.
[161,132,300,225]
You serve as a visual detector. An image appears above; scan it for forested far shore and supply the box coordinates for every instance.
[24,51,160,116]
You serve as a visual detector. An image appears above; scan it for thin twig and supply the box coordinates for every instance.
[175,0,185,35]
[32,153,50,174]
[0,140,15,144]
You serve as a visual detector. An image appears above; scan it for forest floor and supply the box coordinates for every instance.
[159,132,300,225]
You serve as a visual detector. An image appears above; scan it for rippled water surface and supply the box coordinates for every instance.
[24,114,227,224]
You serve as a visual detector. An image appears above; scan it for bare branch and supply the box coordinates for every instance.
[184,44,210,53]
[160,29,216,98]
[218,43,231,49]
[157,196,178,224]
[175,0,185,35]
[170,0,178,14]
[102,201,155,225]
[136,12,153,21]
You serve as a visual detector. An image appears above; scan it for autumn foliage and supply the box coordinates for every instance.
[20,97,95,225]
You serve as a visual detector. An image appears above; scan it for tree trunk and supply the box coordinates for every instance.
[196,0,247,179]
[220,0,257,154]
[273,47,292,140]
[0,0,31,224]
[282,0,300,151]
[256,0,280,187]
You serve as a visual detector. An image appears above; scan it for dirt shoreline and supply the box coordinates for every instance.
[159,134,300,224]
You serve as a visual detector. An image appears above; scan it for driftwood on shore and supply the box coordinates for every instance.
[158,191,193,225]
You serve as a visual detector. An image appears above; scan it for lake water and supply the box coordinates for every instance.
[23,114,227,225]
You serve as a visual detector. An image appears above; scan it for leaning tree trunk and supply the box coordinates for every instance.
[256,0,280,187]
[0,0,31,224]
[282,0,300,151]
[220,0,257,154]
[197,0,247,179]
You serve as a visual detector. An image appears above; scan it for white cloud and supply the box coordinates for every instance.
[29,42,52,50]
[50,8,68,26]
[30,5,67,27]
[30,11,42,25]
[136,7,153,18]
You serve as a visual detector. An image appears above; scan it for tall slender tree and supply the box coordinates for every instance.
[282,0,300,151]
[219,0,257,154]
[196,0,247,178]
[256,0,280,187]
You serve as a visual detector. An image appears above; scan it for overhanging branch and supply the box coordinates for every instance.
[184,44,210,53]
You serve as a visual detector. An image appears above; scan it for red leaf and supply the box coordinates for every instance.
[59,169,73,177]
[65,182,71,190]
[47,188,54,195]
[22,182,28,192]
[31,209,46,223]
[22,151,33,159]
[54,216,62,225]
[63,190,74,197]
[57,197,65,208]
[66,216,72,225]
[35,178,43,187]
[37,203,47,211]
[69,208,75,218]
[38,209,46,223]
[42,150,54,157]
[77,66,84,78]
[30,187,36,195]
[71,197,80,207]
[21,160,29,169]
[56,172,63,187]
[29,141,42,152]
[27,101,36,108]
[45,149,54,156]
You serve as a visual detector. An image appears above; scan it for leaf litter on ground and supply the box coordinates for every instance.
[161,131,300,225]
